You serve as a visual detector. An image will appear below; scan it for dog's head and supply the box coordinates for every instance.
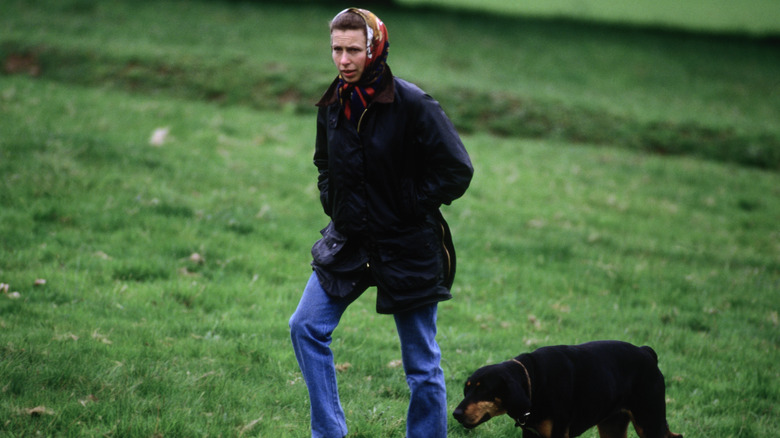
[453,361,532,429]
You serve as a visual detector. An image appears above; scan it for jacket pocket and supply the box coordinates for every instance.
[373,225,442,291]
[311,222,368,273]
[311,222,348,266]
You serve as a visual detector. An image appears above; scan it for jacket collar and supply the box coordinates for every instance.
[315,66,396,107]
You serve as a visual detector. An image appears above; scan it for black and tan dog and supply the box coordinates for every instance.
[453,341,682,438]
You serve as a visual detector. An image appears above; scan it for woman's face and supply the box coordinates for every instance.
[331,29,367,84]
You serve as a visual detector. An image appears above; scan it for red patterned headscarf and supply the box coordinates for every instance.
[334,8,390,125]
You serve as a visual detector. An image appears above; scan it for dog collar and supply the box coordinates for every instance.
[515,412,532,428]
[512,358,533,426]
[512,358,532,401]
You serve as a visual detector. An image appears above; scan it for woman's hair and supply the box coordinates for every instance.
[330,10,366,34]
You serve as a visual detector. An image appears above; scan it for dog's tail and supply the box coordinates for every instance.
[640,345,658,363]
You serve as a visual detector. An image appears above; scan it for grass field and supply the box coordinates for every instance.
[1,0,779,437]
[3,0,778,169]
[399,0,780,35]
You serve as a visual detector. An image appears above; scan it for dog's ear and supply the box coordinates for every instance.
[499,365,531,421]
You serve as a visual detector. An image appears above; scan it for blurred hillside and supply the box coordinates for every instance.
[3,0,779,169]
[398,0,780,36]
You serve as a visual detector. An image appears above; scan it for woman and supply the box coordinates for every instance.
[289,8,473,438]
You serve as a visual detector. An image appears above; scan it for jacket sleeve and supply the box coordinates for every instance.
[313,106,331,216]
[412,94,473,209]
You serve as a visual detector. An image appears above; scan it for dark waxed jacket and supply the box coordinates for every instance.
[311,70,473,314]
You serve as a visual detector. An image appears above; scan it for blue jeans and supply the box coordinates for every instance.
[289,273,447,438]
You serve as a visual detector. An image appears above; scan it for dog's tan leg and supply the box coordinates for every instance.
[664,424,683,438]
[628,403,683,438]
[597,410,630,438]
[631,416,683,438]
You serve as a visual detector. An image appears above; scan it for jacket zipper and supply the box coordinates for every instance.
[440,222,452,280]
[357,106,371,132]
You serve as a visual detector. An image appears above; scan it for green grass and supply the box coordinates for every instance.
[1,75,318,437]
[1,1,779,437]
